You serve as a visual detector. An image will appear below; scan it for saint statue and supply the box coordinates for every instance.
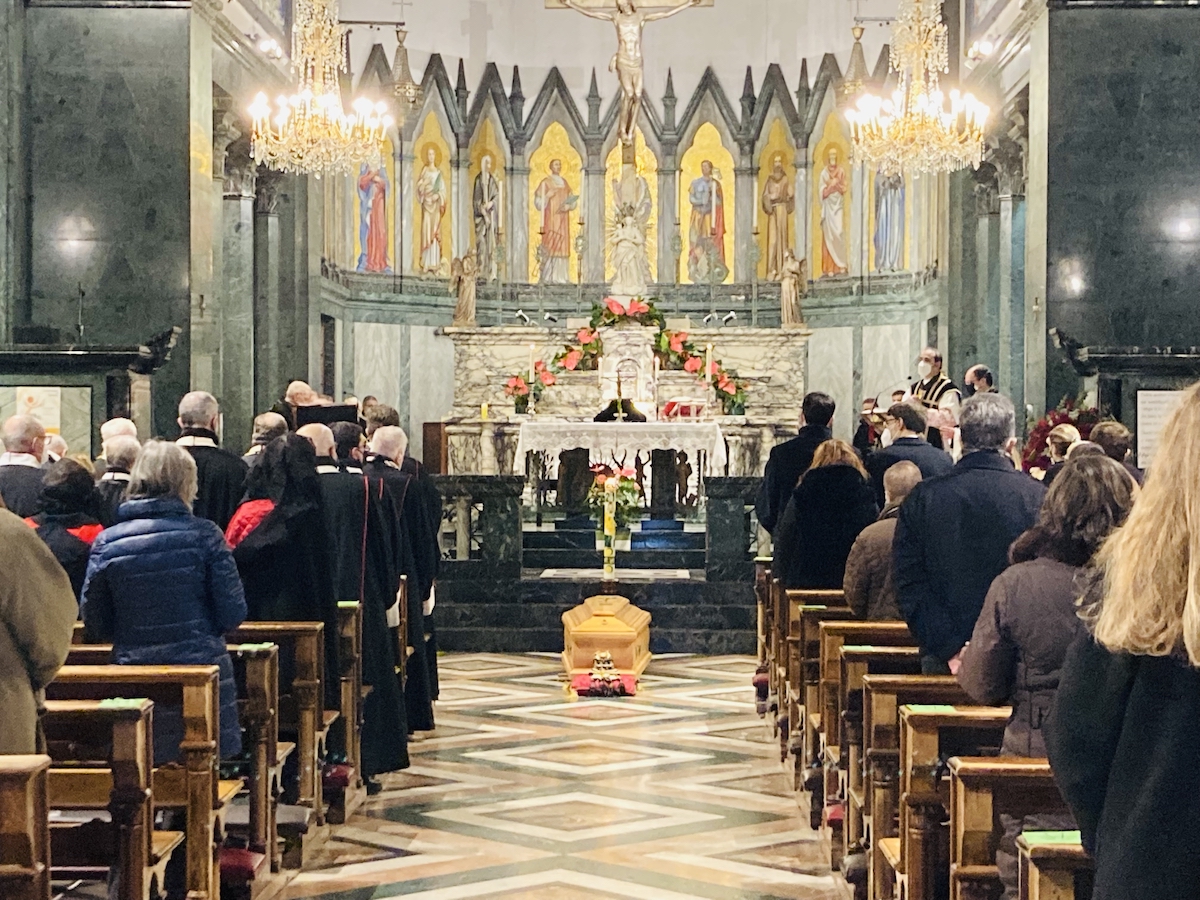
[779,250,807,328]
[356,161,390,274]
[687,160,727,284]
[473,154,501,281]
[609,210,652,297]
[450,251,478,326]
[416,146,447,274]
[874,171,905,272]
[533,158,578,284]
[564,0,699,146]
[761,154,795,281]
[819,147,848,276]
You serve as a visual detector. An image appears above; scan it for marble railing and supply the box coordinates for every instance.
[705,477,764,582]
[431,475,525,579]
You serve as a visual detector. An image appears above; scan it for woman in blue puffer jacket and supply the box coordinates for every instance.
[81,439,247,764]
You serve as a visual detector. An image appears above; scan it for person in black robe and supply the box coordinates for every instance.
[224,435,342,711]
[95,434,140,527]
[330,422,366,474]
[365,427,438,731]
[297,424,409,785]
[176,391,248,531]
[399,450,442,702]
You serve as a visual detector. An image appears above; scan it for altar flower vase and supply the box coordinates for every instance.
[563,349,582,370]
[683,355,702,373]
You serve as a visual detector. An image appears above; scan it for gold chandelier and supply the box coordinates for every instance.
[249,0,393,176]
[844,0,988,175]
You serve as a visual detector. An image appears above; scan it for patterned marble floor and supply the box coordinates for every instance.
[285,653,849,900]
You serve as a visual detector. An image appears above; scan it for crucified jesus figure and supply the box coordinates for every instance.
[565,0,699,146]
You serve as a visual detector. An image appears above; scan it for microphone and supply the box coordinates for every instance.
[543,313,559,323]
[515,309,532,325]
[722,311,737,325]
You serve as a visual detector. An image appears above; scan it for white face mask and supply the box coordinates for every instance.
[880,427,895,448]
[917,361,933,379]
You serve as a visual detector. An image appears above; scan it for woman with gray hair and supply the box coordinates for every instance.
[80,440,247,763]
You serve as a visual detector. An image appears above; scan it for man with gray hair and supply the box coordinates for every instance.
[0,415,48,516]
[96,434,141,526]
[894,393,1045,673]
[844,461,923,621]
[176,391,248,531]
[93,416,138,478]
[243,412,288,468]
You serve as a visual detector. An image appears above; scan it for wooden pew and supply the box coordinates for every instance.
[46,665,228,900]
[42,699,183,900]
[862,675,972,899]
[1018,832,1092,900]
[837,646,925,862]
[333,602,367,824]
[754,556,772,664]
[228,623,337,831]
[876,705,1010,900]
[949,758,1072,900]
[0,755,51,900]
[784,591,852,770]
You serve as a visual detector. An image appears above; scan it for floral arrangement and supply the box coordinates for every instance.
[505,360,557,411]
[552,326,603,372]
[590,296,667,331]
[1022,397,1105,472]
[586,464,643,530]
[711,367,750,415]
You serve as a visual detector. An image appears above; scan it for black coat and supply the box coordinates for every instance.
[865,436,955,508]
[25,512,103,600]
[0,463,45,518]
[773,464,878,590]
[755,424,832,535]
[178,431,248,532]
[894,451,1045,661]
[94,471,130,527]
[1047,633,1200,900]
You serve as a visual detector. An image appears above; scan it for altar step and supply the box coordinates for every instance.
[522,518,705,570]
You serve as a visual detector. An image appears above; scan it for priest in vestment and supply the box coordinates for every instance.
[296,424,409,783]
[365,427,438,732]
[533,159,577,284]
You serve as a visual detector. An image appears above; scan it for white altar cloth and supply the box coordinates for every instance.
[512,421,728,477]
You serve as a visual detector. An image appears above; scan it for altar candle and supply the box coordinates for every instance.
[529,344,536,386]
[598,355,604,390]
[705,343,714,383]
[480,402,489,421]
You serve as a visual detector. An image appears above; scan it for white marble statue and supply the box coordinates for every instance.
[779,250,807,327]
[450,251,479,326]
[609,212,652,297]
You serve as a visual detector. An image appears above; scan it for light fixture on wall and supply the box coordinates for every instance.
[248,0,393,175]
[837,25,870,111]
[392,27,424,126]
[844,0,988,175]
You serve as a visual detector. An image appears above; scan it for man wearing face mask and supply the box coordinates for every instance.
[0,416,49,517]
[910,347,961,450]
[865,402,954,508]
[963,364,994,398]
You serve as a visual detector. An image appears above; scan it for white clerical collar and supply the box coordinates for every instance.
[100,471,132,483]
[343,465,364,475]
[316,464,341,474]
[176,435,217,449]
[0,452,42,468]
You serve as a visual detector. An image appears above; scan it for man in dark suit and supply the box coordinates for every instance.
[0,415,47,517]
[175,391,248,532]
[866,402,954,507]
[894,393,1045,673]
[756,392,835,536]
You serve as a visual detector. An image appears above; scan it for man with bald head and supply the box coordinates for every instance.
[844,460,923,621]
[177,391,248,530]
[0,415,48,516]
[243,412,288,468]
[297,422,410,785]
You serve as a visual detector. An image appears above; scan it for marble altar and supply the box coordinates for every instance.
[513,421,728,477]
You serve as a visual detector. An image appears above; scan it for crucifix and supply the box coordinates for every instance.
[562,0,700,148]
[391,0,413,21]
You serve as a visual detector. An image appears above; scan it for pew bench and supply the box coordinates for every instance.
[0,754,52,900]
[333,601,367,824]
[1018,831,1092,900]
[754,556,772,665]
[46,665,229,900]
[42,698,183,900]
[862,675,972,900]
[876,705,1010,900]
[949,758,1071,900]
[784,593,853,780]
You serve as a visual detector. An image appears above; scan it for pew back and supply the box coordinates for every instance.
[0,755,52,900]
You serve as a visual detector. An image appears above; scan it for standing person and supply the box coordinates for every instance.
[80,440,246,764]
[756,392,836,537]
[1088,420,1145,486]
[957,456,1135,899]
[910,347,961,450]
[772,439,878,590]
[176,391,249,532]
[866,402,954,507]
[1040,423,1081,486]
[93,417,138,479]
[0,497,78,753]
[296,424,409,787]
[364,404,401,440]
[844,461,923,620]
[894,393,1045,673]
[963,364,995,397]
[24,459,103,600]
[1045,383,1200,900]
[852,397,880,459]
[330,422,366,474]
[243,412,288,469]
[95,435,140,527]
[0,415,47,517]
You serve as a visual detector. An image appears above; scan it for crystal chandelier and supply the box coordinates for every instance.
[249,0,393,176]
[844,0,989,175]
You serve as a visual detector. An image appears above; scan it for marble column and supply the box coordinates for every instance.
[1024,5,1049,419]
[452,146,470,260]
[849,163,867,278]
[733,162,756,282]
[975,188,1001,375]
[398,146,415,276]
[658,153,679,284]
[222,149,256,451]
[507,155,530,284]
[583,154,605,285]
[0,0,26,340]
[254,167,282,415]
[794,150,810,265]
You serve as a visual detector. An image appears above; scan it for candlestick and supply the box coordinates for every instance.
[598,355,604,391]
[603,477,618,581]
[481,402,489,421]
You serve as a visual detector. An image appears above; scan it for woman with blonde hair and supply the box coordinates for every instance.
[773,438,878,589]
[1040,422,1080,486]
[1047,382,1200,900]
